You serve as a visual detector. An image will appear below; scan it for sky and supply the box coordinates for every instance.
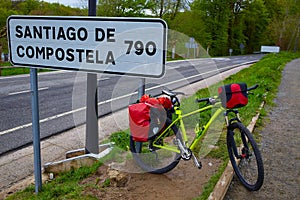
[42,0,87,8]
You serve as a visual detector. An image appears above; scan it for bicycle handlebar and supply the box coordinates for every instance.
[195,84,259,105]
[162,90,185,106]
[163,84,258,106]
[195,97,210,103]
[247,84,259,91]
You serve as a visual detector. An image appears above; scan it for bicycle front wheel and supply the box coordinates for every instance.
[130,119,181,174]
[227,122,264,191]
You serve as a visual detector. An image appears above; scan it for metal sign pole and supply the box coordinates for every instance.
[138,78,146,99]
[30,68,42,193]
[85,0,99,154]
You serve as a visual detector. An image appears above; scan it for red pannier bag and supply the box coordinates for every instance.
[128,97,166,142]
[218,83,248,109]
[157,97,172,109]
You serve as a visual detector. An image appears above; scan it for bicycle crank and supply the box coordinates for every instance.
[175,138,191,160]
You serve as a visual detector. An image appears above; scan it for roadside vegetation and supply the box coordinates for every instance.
[0,63,51,76]
[1,0,299,59]
[5,52,300,200]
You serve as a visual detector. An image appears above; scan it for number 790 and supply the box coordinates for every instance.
[124,40,157,56]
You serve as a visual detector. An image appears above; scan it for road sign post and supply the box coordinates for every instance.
[85,0,99,154]
[30,68,42,193]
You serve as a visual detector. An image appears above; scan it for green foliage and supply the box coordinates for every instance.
[265,0,300,51]
[191,0,231,56]
[6,161,103,200]
[109,130,130,151]
[0,67,51,76]
[188,0,300,56]
[243,0,270,53]
[1,0,299,56]
[97,0,150,17]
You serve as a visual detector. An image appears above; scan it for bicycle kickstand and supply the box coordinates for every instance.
[192,154,202,169]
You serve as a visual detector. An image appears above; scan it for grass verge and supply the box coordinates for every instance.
[5,52,300,199]
[0,63,52,76]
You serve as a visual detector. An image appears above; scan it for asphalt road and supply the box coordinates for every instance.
[0,55,264,155]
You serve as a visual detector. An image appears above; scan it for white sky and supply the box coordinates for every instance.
[42,0,87,8]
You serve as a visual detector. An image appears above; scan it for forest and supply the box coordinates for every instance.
[0,0,299,57]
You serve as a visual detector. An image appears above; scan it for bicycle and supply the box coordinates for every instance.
[129,83,264,191]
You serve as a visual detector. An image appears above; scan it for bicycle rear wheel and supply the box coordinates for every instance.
[227,122,264,191]
[130,119,181,174]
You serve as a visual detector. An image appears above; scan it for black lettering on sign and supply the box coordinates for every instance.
[66,49,75,61]
[24,26,32,38]
[15,25,23,38]
[124,40,157,56]
[86,50,94,63]
[77,27,88,41]
[76,49,85,62]
[95,28,115,42]
[14,25,88,41]
[46,47,54,59]
[106,51,115,65]
[57,27,67,40]
[16,45,25,57]
[95,50,103,64]
[36,46,45,59]
[15,44,117,65]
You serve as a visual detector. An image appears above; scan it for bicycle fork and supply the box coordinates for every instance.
[175,138,202,169]
[228,130,251,160]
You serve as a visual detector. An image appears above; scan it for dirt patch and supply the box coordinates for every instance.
[81,157,222,200]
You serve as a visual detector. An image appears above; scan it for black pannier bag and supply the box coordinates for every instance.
[218,83,248,109]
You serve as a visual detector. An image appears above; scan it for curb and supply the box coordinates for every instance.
[208,101,265,200]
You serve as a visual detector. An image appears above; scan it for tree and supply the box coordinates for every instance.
[266,0,300,51]
[97,0,150,17]
[227,0,248,55]
[0,1,18,53]
[192,0,233,56]
[243,0,269,53]
[147,0,189,19]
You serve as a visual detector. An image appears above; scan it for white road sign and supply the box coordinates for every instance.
[7,16,167,78]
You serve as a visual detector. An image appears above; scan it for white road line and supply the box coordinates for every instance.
[97,78,110,81]
[0,106,86,136]
[0,61,256,136]
[8,87,49,96]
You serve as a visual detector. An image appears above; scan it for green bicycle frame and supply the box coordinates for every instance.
[152,102,225,153]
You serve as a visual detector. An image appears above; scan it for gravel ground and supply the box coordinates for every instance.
[225,59,300,199]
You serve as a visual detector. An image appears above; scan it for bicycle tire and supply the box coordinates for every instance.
[130,119,181,174]
[227,122,264,191]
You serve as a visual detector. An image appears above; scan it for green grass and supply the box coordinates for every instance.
[0,63,52,76]
[6,162,103,200]
[5,52,300,200]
